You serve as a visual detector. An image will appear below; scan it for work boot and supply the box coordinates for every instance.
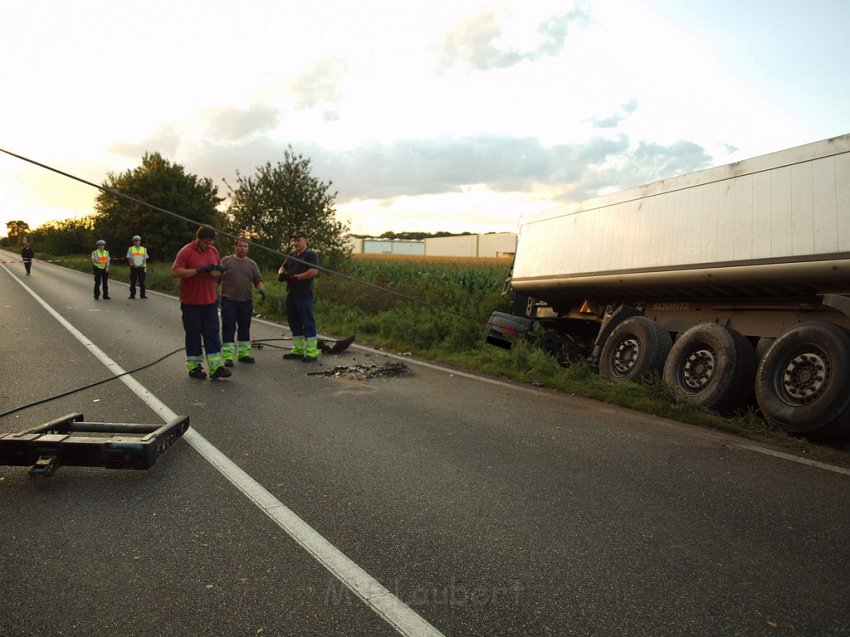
[300,356,318,363]
[238,356,255,364]
[224,360,234,367]
[188,366,206,379]
[209,366,232,380]
[283,352,303,360]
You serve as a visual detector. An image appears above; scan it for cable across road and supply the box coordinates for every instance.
[0,146,501,417]
[0,146,487,323]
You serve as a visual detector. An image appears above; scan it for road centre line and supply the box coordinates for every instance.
[5,266,444,637]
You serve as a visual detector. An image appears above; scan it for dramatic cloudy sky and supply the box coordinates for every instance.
[1,0,848,236]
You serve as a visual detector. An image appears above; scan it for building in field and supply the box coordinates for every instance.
[347,233,516,258]
[348,238,425,255]
[425,233,516,258]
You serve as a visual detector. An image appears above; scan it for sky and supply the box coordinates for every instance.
[1,0,849,238]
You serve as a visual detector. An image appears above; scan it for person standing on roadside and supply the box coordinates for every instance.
[170,225,231,380]
[21,239,34,275]
[91,239,111,300]
[126,234,149,299]
[220,237,266,366]
[278,230,320,363]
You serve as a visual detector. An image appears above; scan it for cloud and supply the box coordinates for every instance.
[589,99,640,129]
[303,133,709,203]
[622,99,639,114]
[204,105,280,142]
[108,125,181,160]
[562,138,713,200]
[437,4,590,72]
[438,9,522,72]
[535,5,591,56]
[309,136,553,199]
[289,57,348,110]
[590,115,624,129]
[182,132,712,213]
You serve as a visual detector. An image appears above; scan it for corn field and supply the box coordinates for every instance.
[315,254,513,353]
[52,251,515,354]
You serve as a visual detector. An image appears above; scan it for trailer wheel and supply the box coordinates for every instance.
[599,317,671,382]
[663,323,756,412]
[755,322,850,438]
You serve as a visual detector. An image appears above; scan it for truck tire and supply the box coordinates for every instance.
[599,317,671,382]
[755,322,850,438]
[663,323,756,413]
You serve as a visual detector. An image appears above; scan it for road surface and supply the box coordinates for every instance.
[2,252,849,636]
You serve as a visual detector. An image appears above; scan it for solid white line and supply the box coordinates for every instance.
[5,266,444,637]
[734,444,850,476]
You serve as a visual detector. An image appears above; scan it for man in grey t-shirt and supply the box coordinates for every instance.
[220,237,266,365]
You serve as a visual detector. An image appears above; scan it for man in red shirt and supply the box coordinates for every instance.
[171,226,231,379]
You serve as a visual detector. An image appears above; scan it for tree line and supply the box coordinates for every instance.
[2,147,349,270]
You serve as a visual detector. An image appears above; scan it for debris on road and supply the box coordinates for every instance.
[310,361,413,381]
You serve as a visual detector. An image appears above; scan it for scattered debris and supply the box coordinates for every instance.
[311,361,413,381]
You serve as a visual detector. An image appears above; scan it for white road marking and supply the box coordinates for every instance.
[5,266,444,637]
[735,444,850,476]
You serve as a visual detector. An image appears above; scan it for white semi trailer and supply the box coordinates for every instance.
[487,134,850,438]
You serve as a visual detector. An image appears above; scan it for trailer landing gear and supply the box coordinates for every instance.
[0,413,189,477]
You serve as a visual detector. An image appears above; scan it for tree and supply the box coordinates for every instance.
[28,217,96,255]
[94,152,224,262]
[5,220,30,245]
[224,147,350,270]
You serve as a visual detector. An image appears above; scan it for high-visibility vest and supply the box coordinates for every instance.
[128,246,148,269]
[92,249,110,269]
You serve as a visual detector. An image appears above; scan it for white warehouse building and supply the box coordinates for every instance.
[348,233,516,257]
[425,233,516,258]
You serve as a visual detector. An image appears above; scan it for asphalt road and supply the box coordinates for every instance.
[2,252,849,637]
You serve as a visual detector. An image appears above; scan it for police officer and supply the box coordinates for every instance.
[127,234,149,299]
[91,239,111,300]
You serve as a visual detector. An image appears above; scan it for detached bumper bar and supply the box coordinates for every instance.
[0,413,189,476]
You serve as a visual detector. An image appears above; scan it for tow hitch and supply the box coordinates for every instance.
[0,413,189,477]
[253,335,356,354]
[318,335,355,354]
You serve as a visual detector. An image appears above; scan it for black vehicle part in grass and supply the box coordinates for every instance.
[755,321,850,439]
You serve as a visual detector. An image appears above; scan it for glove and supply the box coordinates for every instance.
[278,271,288,282]
[215,264,226,272]
[196,264,215,274]
[258,289,267,300]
